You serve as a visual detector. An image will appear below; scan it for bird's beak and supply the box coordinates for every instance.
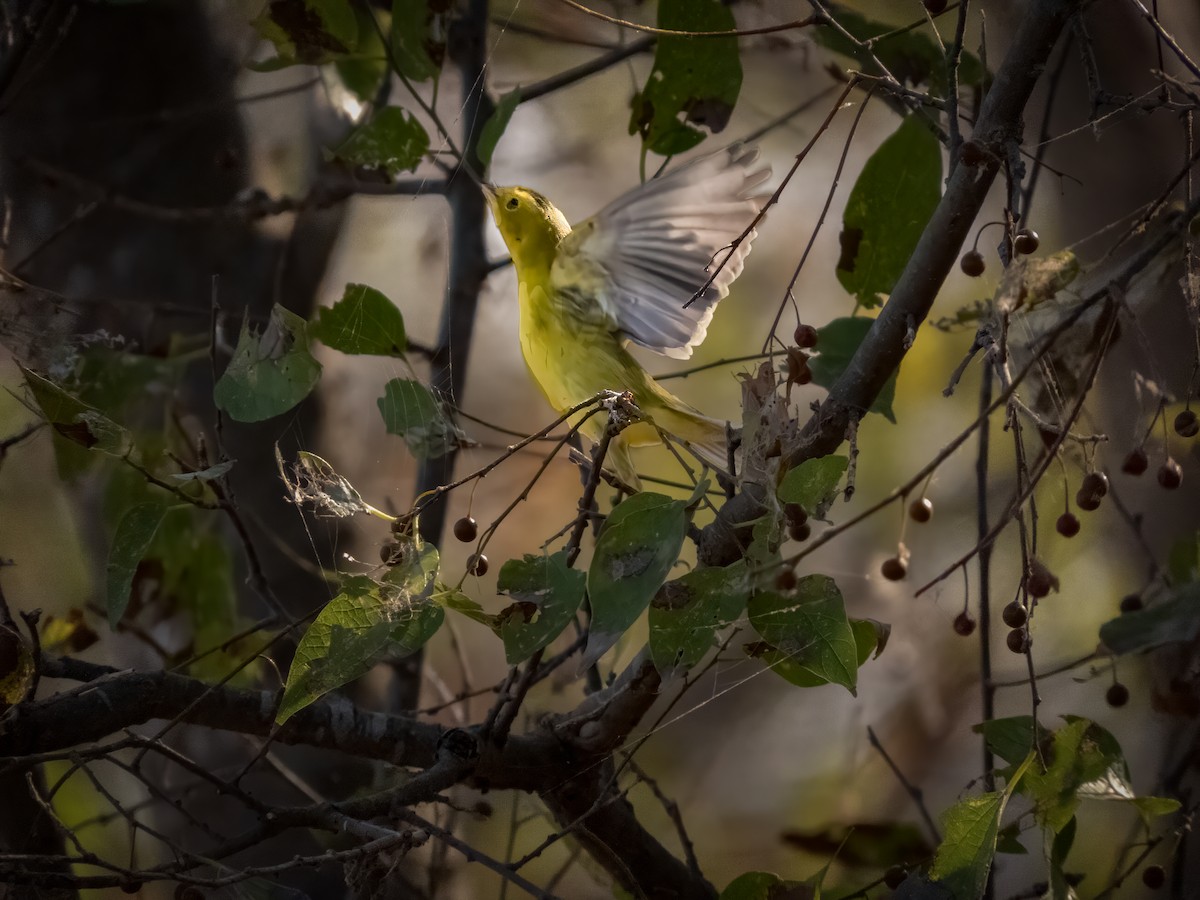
[481,183,498,208]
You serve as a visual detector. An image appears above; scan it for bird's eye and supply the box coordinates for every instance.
[506,197,519,210]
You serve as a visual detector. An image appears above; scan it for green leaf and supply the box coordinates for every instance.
[583,492,689,670]
[1022,718,1117,833]
[780,821,932,869]
[106,500,169,627]
[20,366,135,457]
[495,551,586,664]
[629,0,741,156]
[748,575,860,694]
[311,283,407,357]
[720,872,811,900]
[836,115,942,310]
[477,88,522,170]
[329,106,429,177]
[254,0,358,65]
[214,304,322,423]
[434,589,493,626]
[812,6,985,94]
[1098,583,1200,654]
[1168,531,1200,584]
[777,455,848,516]
[1129,796,1182,825]
[850,617,890,664]
[334,8,386,102]
[649,561,750,676]
[390,0,444,82]
[973,716,1048,767]
[277,541,443,724]
[377,378,464,459]
[931,756,1032,900]
[809,317,898,422]
[148,509,249,684]
[995,822,1027,855]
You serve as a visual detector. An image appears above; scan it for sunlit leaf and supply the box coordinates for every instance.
[0,624,34,710]
[329,106,430,177]
[277,541,443,724]
[747,575,860,694]
[931,755,1031,900]
[777,455,848,517]
[311,283,407,357]
[496,551,586,664]
[836,115,942,310]
[809,317,898,422]
[629,0,741,156]
[214,304,322,423]
[583,493,689,670]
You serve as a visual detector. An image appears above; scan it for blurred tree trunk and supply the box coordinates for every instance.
[0,0,341,882]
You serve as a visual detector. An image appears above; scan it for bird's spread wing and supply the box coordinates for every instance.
[550,144,771,360]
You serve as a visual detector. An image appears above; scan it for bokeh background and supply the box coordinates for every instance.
[2,0,1199,896]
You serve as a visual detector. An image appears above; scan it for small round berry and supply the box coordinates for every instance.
[784,503,808,526]
[1075,489,1102,512]
[1026,560,1057,599]
[788,521,812,542]
[1157,457,1183,490]
[453,516,478,542]
[909,497,933,523]
[1119,594,1143,614]
[793,323,819,349]
[960,249,985,277]
[1122,447,1149,476]
[881,556,908,581]
[884,865,908,889]
[1006,628,1029,654]
[1142,865,1165,890]
[1080,471,1109,499]
[775,569,798,591]
[1174,409,1199,438]
[1013,228,1040,255]
[953,612,976,636]
[1106,682,1130,707]
[1002,601,1028,628]
[467,554,489,576]
[1056,512,1080,537]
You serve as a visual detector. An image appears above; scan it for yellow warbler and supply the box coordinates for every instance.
[486,145,770,487]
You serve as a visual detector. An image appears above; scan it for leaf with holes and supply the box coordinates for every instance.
[777,455,848,517]
[629,0,741,156]
[495,551,586,664]
[837,114,942,310]
[214,305,321,422]
[649,561,750,676]
[329,106,430,177]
